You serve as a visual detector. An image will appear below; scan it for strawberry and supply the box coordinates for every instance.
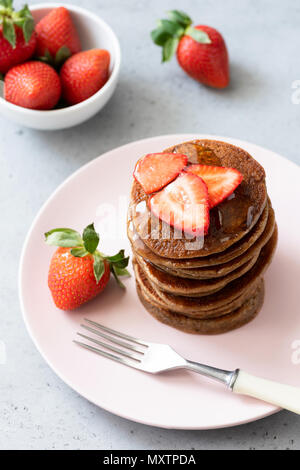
[4,61,61,110]
[0,3,36,74]
[177,25,229,88]
[35,7,81,64]
[134,152,188,194]
[45,223,130,310]
[151,10,229,88]
[185,165,243,207]
[149,172,210,236]
[60,49,110,105]
[48,247,111,311]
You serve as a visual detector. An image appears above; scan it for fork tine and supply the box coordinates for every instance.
[81,324,144,354]
[84,318,148,347]
[73,341,142,369]
[77,333,141,362]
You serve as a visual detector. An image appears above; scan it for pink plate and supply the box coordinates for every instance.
[19,135,300,429]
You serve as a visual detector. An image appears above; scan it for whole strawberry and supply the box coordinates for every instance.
[151,10,229,88]
[4,61,61,110]
[0,3,36,74]
[60,49,110,105]
[45,223,130,310]
[35,6,81,64]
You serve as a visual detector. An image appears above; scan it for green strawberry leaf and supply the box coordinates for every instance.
[8,4,35,43]
[105,249,129,269]
[185,26,211,44]
[45,223,130,288]
[93,252,105,284]
[113,266,130,277]
[70,247,88,257]
[162,37,179,62]
[111,265,129,289]
[82,223,99,254]
[105,248,131,288]
[45,228,83,247]
[3,16,16,48]
[151,10,212,62]
[167,10,192,27]
[0,73,4,81]
[12,4,34,26]
[113,256,130,269]
[17,4,33,19]
[151,27,172,46]
[158,19,184,37]
[22,17,34,43]
[104,249,125,263]
[95,246,130,285]
[55,45,71,68]
[0,0,13,8]
[38,49,53,65]
[11,17,25,27]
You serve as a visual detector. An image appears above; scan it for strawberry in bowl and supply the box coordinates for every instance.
[35,6,81,62]
[0,3,120,129]
[4,60,61,110]
[0,2,36,74]
[60,49,110,105]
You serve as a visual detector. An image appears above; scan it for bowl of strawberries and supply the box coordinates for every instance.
[0,2,121,130]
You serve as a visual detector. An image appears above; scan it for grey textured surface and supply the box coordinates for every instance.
[0,0,299,450]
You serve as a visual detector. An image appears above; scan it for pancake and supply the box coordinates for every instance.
[134,249,260,296]
[130,139,267,259]
[136,279,265,335]
[154,205,275,279]
[128,138,277,335]
[127,201,271,269]
[135,258,262,319]
[134,226,277,315]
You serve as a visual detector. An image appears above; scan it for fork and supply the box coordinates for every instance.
[74,318,300,415]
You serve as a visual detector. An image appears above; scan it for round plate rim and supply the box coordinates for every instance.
[19,133,293,430]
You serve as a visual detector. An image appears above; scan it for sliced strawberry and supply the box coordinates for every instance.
[133,153,188,194]
[149,172,209,236]
[185,165,243,207]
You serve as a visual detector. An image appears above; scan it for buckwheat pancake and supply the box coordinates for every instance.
[134,258,262,319]
[135,249,260,297]
[136,279,265,335]
[150,205,275,279]
[128,201,271,269]
[133,226,277,315]
[130,139,267,259]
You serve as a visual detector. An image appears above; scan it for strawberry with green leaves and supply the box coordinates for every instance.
[35,6,81,67]
[151,10,229,89]
[0,1,36,74]
[45,223,130,311]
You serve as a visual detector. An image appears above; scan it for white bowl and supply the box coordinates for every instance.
[0,3,121,130]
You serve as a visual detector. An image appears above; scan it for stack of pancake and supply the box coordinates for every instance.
[128,139,277,334]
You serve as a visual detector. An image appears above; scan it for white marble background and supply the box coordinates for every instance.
[0,0,299,450]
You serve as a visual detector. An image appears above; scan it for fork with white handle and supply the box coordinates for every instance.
[74,318,300,415]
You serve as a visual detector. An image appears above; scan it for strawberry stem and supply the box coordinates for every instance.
[0,1,35,47]
[151,9,211,62]
[45,223,130,287]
